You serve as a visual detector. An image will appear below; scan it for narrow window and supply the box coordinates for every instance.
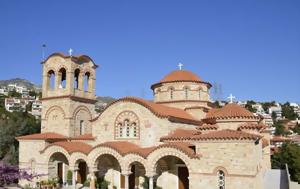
[79,120,84,135]
[48,70,55,90]
[217,170,225,189]
[199,89,201,100]
[84,72,90,92]
[74,69,80,89]
[170,88,174,100]
[184,87,188,99]
[59,68,66,88]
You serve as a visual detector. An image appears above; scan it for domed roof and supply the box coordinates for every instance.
[160,70,203,83]
[204,103,259,121]
[151,70,211,89]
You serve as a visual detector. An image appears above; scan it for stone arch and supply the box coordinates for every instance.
[88,146,124,169]
[73,105,92,119]
[42,145,71,163]
[44,105,66,120]
[147,147,193,173]
[213,166,229,176]
[69,152,89,168]
[122,153,148,173]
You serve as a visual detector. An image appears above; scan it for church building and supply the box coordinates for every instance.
[17,52,271,189]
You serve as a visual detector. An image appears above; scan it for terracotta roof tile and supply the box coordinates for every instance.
[91,97,201,125]
[204,103,259,121]
[161,129,262,141]
[196,124,219,131]
[16,132,67,140]
[271,136,291,142]
[160,129,200,141]
[191,130,262,141]
[41,141,92,154]
[93,141,199,159]
[151,70,211,89]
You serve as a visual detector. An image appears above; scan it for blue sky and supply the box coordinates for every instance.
[0,0,299,103]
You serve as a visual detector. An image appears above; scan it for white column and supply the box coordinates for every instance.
[149,176,154,189]
[124,175,129,189]
[72,169,76,188]
[62,163,65,185]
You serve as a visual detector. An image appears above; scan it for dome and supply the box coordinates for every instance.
[151,70,210,90]
[204,103,259,121]
[160,70,203,83]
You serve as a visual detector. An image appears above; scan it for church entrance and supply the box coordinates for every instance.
[178,166,189,189]
[48,152,69,186]
[155,156,189,189]
[76,161,87,184]
[128,162,146,189]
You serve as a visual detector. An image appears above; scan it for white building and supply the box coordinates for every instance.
[290,103,300,117]
[0,87,8,96]
[7,83,29,96]
[269,103,282,120]
[252,103,265,114]
[5,98,27,112]
[31,99,42,118]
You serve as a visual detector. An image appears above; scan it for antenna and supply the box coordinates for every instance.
[42,44,46,62]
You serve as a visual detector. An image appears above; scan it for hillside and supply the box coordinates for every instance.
[0,78,42,92]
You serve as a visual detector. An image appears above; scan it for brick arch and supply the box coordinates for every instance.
[44,105,66,120]
[42,145,70,165]
[73,105,92,119]
[57,65,68,72]
[122,153,148,173]
[147,147,193,173]
[69,152,88,168]
[213,166,229,176]
[82,69,94,78]
[88,146,124,169]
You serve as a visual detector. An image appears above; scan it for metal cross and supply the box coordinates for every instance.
[227,93,236,103]
[178,63,183,70]
[68,48,73,56]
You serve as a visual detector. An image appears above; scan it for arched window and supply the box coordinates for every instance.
[184,87,189,99]
[79,120,84,135]
[115,111,139,139]
[74,69,80,89]
[84,72,90,92]
[170,87,174,100]
[47,70,55,90]
[217,170,225,189]
[58,68,66,88]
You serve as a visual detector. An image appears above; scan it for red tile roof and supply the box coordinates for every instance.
[204,103,259,121]
[151,70,212,89]
[160,129,200,141]
[271,136,291,142]
[93,141,199,159]
[238,123,267,132]
[16,132,67,140]
[161,129,262,141]
[91,97,202,125]
[41,141,92,154]
[197,124,219,131]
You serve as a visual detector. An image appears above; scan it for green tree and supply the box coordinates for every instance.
[272,143,300,183]
[282,102,297,120]
[245,100,257,113]
[274,121,285,136]
[261,101,276,112]
[8,90,21,98]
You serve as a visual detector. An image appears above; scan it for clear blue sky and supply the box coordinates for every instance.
[0,0,299,103]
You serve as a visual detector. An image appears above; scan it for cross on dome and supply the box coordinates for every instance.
[227,93,236,103]
[178,63,183,70]
[68,48,73,56]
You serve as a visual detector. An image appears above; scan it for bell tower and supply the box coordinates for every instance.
[41,52,98,137]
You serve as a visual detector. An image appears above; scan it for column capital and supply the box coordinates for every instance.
[146,171,156,178]
[121,171,132,176]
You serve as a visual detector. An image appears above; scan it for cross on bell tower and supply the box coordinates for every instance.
[227,93,236,103]
[68,48,73,56]
[178,63,183,70]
